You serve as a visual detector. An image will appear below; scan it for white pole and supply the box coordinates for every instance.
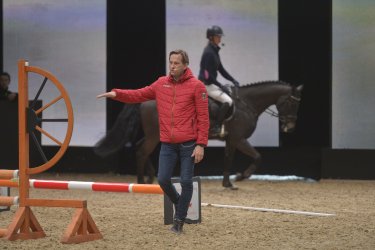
[201,203,335,217]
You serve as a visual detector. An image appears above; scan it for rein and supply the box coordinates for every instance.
[264,95,301,119]
[264,108,279,118]
[230,83,301,122]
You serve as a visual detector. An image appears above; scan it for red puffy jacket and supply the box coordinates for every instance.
[112,68,209,146]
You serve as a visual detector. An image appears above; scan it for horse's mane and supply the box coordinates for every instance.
[240,80,291,89]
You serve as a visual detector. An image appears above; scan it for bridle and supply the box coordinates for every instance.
[230,85,301,123]
[264,95,301,122]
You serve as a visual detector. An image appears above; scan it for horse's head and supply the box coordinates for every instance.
[276,85,303,133]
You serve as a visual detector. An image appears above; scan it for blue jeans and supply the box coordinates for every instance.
[157,140,195,221]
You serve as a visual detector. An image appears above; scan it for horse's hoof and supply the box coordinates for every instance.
[242,169,253,179]
[146,176,154,184]
[137,178,146,184]
[235,173,245,181]
[224,185,239,190]
[223,182,239,190]
[243,166,256,179]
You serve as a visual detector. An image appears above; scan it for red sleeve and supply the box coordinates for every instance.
[111,83,156,103]
[194,81,209,146]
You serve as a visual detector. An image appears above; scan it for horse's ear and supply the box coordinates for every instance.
[296,85,303,92]
[293,85,303,95]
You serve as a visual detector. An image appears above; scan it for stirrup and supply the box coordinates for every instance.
[210,124,226,138]
[219,124,226,137]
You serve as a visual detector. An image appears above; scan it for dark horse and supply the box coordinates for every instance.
[94,81,303,188]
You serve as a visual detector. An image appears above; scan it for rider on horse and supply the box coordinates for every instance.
[198,25,240,137]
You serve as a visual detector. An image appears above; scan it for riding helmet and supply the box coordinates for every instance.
[206,25,224,39]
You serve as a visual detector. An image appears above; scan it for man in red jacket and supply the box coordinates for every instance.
[97,49,209,234]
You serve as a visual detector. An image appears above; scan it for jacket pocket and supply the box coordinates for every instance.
[181,140,196,148]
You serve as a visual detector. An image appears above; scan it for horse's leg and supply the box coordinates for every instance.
[222,141,238,190]
[145,158,156,184]
[136,136,159,184]
[235,138,261,181]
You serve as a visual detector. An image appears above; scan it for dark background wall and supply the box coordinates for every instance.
[279,0,331,148]
[1,0,374,180]
[106,0,166,130]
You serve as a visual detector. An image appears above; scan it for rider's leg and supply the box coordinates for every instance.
[205,84,233,104]
[205,84,233,136]
[212,102,230,135]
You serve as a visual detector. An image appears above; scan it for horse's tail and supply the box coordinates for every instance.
[94,103,141,158]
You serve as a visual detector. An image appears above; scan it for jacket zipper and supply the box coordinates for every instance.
[170,84,176,142]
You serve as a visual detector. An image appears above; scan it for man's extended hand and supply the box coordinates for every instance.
[191,145,204,163]
[97,91,116,99]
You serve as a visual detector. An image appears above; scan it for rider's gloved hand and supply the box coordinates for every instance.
[232,80,240,87]
[231,80,240,100]
[221,85,231,96]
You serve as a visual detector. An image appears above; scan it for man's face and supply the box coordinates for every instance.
[169,54,187,80]
[0,75,11,90]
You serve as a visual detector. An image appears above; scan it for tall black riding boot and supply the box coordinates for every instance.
[211,102,230,136]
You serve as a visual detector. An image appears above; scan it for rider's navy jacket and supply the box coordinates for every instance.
[198,42,235,88]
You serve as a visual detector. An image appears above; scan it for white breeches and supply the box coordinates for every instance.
[205,84,233,106]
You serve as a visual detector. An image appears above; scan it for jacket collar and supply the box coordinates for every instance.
[209,42,221,52]
[168,67,194,83]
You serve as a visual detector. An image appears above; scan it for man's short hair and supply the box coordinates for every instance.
[169,49,189,65]
[0,72,11,80]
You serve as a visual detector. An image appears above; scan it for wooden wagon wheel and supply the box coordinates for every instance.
[21,61,74,175]
[4,61,102,244]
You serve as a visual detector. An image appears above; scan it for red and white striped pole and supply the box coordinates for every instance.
[0,170,19,180]
[29,179,163,194]
[0,196,19,206]
[0,179,163,194]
